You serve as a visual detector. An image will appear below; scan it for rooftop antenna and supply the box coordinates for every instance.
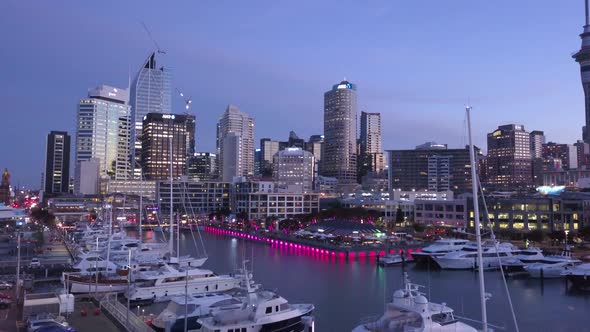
[586,0,589,26]
[175,88,192,114]
[141,21,166,54]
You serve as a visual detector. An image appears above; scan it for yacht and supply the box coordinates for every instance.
[71,251,118,275]
[432,241,516,270]
[197,290,314,332]
[412,238,470,266]
[352,274,476,332]
[524,250,581,278]
[152,294,243,332]
[500,247,545,274]
[126,264,240,303]
[562,263,590,290]
[378,253,413,266]
[62,270,129,294]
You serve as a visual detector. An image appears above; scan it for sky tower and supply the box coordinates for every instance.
[573,0,590,142]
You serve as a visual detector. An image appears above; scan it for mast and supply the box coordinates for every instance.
[586,0,589,26]
[466,106,488,332]
[106,202,112,267]
[169,134,174,255]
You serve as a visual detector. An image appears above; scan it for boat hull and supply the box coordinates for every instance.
[127,277,240,302]
[64,275,128,293]
[433,257,504,270]
[566,275,590,290]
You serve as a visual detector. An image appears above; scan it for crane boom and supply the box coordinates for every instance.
[141,21,166,54]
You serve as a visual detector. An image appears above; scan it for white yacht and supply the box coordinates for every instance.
[62,270,129,294]
[433,241,516,270]
[126,264,240,303]
[352,274,476,332]
[197,290,314,332]
[524,250,581,278]
[501,247,545,274]
[412,238,470,265]
[378,254,413,266]
[71,251,118,275]
[562,263,590,290]
[152,294,243,332]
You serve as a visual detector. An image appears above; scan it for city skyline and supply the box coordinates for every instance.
[2,1,588,188]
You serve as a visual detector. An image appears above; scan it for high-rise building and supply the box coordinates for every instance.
[188,152,217,181]
[486,124,532,188]
[259,138,280,177]
[273,148,315,193]
[130,52,172,178]
[574,140,590,169]
[306,135,323,162]
[216,105,255,181]
[387,144,477,193]
[542,142,578,170]
[573,0,590,142]
[44,131,71,194]
[530,130,545,159]
[322,80,357,191]
[74,159,100,195]
[75,85,131,194]
[141,113,195,180]
[359,111,384,179]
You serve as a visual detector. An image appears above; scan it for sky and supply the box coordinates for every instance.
[0,0,587,188]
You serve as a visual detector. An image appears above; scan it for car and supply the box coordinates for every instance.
[0,281,12,290]
[27,319,70,332]
[29,258,41,268]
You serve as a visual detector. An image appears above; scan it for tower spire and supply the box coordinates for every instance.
[586,0,589,26]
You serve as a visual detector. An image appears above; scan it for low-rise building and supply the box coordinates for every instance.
[414,199,468,228]
[157,180,231,219]
[106,179,157,200]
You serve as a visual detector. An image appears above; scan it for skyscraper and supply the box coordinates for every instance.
[141,113,195,180]
[75,85,131,194]
[542,142,578,170]
[44,131,71,194]
[216,105,255,181]
[486,124,532,188]
[573,0,590,142]
[188,152,217,181]
[130,52,172,178]
[259,138,280,177]
[322,80,357,191]
[359,111,385,178]
[529,130,545,159]
[0,169,10,206]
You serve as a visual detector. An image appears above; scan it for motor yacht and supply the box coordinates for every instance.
[378,254,413,266]
[412,238,470,266]
[562,263,590,290]
[524,250,581,278]
[432,241,516,270]
[352,274,476,332]
[500,247,545,274]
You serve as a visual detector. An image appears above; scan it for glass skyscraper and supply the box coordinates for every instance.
[130,52,172,178]
[75,85,131,193]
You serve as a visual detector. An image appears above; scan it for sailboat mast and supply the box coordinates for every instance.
[466,106,488,332]
[169,133,174,255]
[106,203,112,266]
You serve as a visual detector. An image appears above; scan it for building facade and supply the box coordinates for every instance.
[530,130,545,159]
[0,169,10,206]
[387,146,476,194]
[414,199,468,227]
[106,179,157,201]
[216,105,255,181]
[75,85,131,193]
[273,148,315,193]
[542,142,578,170]
[44,131,71,194]
[141,113,195,180]
[188,152,217,181]
[259,138,281,176]
[486,124,532,189]
[157,180,231,218]
[322,80,358,191]
[74,158,100,195]
[130,52,172,178]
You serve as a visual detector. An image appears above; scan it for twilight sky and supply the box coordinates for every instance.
[0,0,587,188]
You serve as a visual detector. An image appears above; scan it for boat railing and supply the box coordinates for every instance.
[97,293,154,332]
[356,315,381,326]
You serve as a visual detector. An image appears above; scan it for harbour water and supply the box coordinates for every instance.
[140,229,590,332]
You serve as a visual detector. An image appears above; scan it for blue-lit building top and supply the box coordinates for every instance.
[331,80,357,91]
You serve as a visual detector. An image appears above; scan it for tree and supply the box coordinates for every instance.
[527,229,545,243]
[413,223,425,233]
[395,208,404,224]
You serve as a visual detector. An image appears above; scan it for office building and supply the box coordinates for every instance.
[530,131,545,159]
[44,131,71,194]
[574,140,590,169]
[216,105,255,181]
[387,144,477,193]
[573,0,590,142]
[259,138,281,176]
[542,142,578,170]
[486,124,532,189]
[306,135,323,162]
[359,111,385,178]
[322,80,358,191]
[414,199,468,228]
[106,179,157,201]
[74,158,100,195]
[0,169,10,206]
[188,152,217,181]
[141,113,195,180]
[157,180,231,217]
[130,52,172,178]
[273,148,315,193]
[75,85,131,194]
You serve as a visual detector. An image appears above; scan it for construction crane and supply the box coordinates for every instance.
[176,88,192,114]
[141,22,166,54]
